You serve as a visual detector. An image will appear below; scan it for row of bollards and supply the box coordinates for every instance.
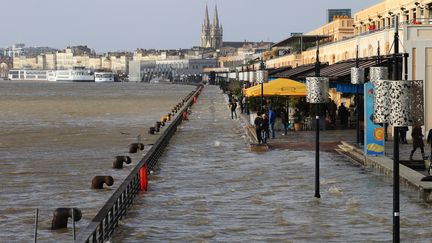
[43,87,204,242]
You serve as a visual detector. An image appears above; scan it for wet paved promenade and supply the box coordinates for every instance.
[112,86,432,242]
[270,129,430,159]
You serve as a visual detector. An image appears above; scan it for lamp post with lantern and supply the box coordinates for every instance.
[373,17,424,242]
[257,58,268,109]
[306,39,329,199]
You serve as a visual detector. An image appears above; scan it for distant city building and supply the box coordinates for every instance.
[0,57,12,79]
[68,45,93,55]
[3,44,57,58]
[4,43,25,57]
[200,5,223,49]
[129,58,218,82]
[327,9,351,23]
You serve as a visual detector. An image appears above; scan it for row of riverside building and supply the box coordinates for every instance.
[212,0,432,133]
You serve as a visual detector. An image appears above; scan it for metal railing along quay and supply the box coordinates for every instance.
[75,84,203,243]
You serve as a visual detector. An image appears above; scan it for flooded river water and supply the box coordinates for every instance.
[113,86,432,242]
[0,81,193,242]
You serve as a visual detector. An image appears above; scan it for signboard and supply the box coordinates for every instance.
[364,82,385,156]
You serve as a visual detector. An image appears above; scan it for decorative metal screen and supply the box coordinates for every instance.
[411,80,424,125]
[306,77,329,104]
[249,71,256,83]
[351,67,365,84]
[373,79,390,124]
[244,71,249,82]
[388,80,413,127]
[369,67,388,84]
[256,70,268,84]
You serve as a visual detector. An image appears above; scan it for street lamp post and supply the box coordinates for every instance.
[373,18,424,242]
[351,46,365,148]
[374,78,424,243]
[393,19,400,243]
[259,59,266,109]
[306,39,329,199]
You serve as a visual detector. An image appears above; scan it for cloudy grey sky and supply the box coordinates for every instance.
[2,0,380,52]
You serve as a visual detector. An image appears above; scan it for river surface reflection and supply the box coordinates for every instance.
[0,81,193,242]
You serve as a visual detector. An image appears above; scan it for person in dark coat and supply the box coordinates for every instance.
[410,124,425,160]
[268,107,276,139]
[327,100,337,125]
[338,103,348,128]
[229,99,237,119]
[427,129,432,160]
[261,113,270,144]
[399,126,408,144]
[281,108,288,136]
[239,95,244,114]
[254,112,263,144]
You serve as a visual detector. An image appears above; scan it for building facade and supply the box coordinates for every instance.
[257,0,432,132]
[128,58,218,82]
[327,9,352,23]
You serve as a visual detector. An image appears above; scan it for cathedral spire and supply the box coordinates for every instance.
[204,5,210,27]
[201,4,222,49]
[213,5,219,28]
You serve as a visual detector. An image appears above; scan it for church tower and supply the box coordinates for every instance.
[200,5,211,48]
[200,5,223,49]
[210,5,223,49]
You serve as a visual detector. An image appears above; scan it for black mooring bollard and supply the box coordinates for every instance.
[128,143,144,153]
[155,121,161,129]
[91,176,114,189]
[149,127,156,135]
[113,156,132,169]
[51,208,82,230]
[154,124,160,132]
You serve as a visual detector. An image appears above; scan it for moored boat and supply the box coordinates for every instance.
[94,72,115,82]
[55,67,94,82]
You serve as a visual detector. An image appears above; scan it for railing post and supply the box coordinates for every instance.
[34,208,38,243]
[110,208,114,233]
[72,208,76,241]
[104,215,109,239]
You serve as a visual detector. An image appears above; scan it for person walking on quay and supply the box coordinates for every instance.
[410,124,425,160]
[281,108,288,136]
[327,100,337,126]
[229,99,237,119]
[261,112,270,144]
[399,126,408,144]
[239,95,244,114]
[254,111,263,144]
[242,96,247,114]
[427,129,432,160]
[268,107,276,139]
[338,103,348,128]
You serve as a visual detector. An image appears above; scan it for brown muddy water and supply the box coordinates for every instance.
[112,86,432,242]
[0,81,194,242]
